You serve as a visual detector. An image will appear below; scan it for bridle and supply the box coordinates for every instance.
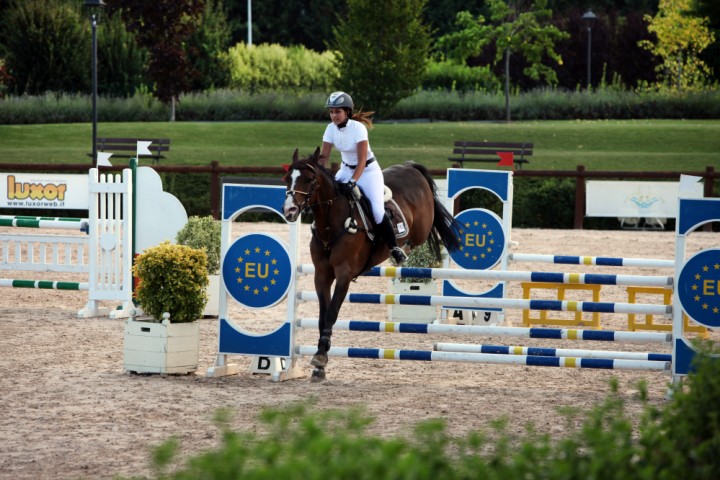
[286,162,324,214]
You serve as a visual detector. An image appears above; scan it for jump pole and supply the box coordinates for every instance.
[294,346,670,372]
[296,318,671,344]
[298,264,673,287]
[0,216,89,232]
[509,253,675,269]
[432,342,672,362]
[297,291,672,316]
[0,279,89,290]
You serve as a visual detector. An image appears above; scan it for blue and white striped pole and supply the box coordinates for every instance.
[297,264,672,287]
[508,253,674,269]
[295,346,670,371]
[297,319,671,344]
[433,342,671,362]
[298,291,672,316]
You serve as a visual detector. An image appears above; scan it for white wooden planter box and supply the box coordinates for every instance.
[203,274,220,317]
[123,318,200,375]
[388,279,438,324]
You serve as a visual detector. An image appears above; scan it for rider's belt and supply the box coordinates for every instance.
[343,158,375,169]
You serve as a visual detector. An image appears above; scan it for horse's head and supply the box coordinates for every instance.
[282,147,324,222]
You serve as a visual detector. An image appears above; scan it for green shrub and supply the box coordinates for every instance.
[133,242,208,323]
[638,342,720,479]
[162,172,211,217]
[402,242,444,283]
[176,215,221,274]
[422,60,500,93]
[124,344,720,479]
[512,177,576,229]
[2,89,719,124]
[225,43,339,93]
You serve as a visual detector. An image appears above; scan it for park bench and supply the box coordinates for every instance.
[449,141,533,169]
[89,137,170,165]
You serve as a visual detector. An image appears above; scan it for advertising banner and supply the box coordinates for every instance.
[586,180,703,218]
[0,173,89,210]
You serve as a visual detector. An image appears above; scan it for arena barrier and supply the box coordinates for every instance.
[0,168,133,318]
[208,173,720,385]
[0,159,188,319]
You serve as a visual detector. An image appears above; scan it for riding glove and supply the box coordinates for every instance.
[347,180,362,201]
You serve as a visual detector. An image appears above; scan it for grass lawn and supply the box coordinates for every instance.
[0,119,717,172]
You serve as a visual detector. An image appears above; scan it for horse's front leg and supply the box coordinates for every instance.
[311,276,332,369]
[311,271,353,371]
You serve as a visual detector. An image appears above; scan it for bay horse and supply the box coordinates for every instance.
[282,147,461,382]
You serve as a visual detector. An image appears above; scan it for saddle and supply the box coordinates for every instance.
[346,186,408,241]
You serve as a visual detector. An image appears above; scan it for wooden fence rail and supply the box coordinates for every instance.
[1,162,716,229]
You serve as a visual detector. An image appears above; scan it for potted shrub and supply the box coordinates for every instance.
[176,215,221,317]
[123,242,209,375]
[388,242,443,324]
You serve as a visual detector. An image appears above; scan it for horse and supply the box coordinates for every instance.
[282,147,461,382]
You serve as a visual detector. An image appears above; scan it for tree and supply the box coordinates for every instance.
[108,0,205,120]
[97,9,147,97]
[0,0,88,95]
[223,0,347,51]
[639,0,715,92]
[186,0,232,91]
[690,0,720,85]
[437,0,569,121]
[331,0,433,116]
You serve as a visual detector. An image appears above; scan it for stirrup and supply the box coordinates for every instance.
[390,247,408,265]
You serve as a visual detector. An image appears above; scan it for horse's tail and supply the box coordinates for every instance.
[407,162,462,262]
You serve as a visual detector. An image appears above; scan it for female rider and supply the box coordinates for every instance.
[320,91,408,264]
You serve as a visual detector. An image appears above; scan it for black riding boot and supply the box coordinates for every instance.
[377,214,408,264]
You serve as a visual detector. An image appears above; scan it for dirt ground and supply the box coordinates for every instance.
[0,223,716,479]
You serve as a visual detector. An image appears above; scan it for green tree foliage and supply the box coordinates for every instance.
[108,0,205,119]
[639,0,715,92]
[223,0,347,51]
[331,0,433,116]
[186,0,232,91]
[97,9,147,97]
[0,0,88,95]
[691,0,720,85]
[438,0,569,121]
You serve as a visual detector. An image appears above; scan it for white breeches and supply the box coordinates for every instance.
[335,161,385,224]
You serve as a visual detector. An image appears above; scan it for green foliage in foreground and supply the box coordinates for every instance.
[128,347,720,480]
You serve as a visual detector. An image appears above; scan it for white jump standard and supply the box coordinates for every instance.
[0,168,133,318]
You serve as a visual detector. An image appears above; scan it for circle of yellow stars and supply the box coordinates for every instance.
[234,246,281,296]
[689,262,720,315]
[456,220,494,262]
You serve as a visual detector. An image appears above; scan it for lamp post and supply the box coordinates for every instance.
[85,0,105,168]
[582,9,597,90]
[247,0,252,46]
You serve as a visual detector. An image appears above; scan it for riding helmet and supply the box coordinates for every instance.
[325,91,354,110]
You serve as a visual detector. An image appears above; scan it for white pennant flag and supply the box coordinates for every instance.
[136,141,153,158]
[97,151,113,167]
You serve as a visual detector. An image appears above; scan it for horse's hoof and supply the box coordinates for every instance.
[310,354,328,368]
[310,368,326,383]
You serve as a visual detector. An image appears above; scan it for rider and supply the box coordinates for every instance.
[320,91,408,265]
